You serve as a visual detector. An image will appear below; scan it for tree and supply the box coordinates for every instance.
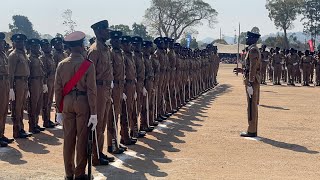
[41,34,54,40]
[180,37,198,49]
[212,39,228,45]
[266,0,303,48]
[263,34,308,50]
[300,0,320,47]
[110,24,132,35]
[62,9,77,35]
[144,0,217,40]
[9,15,40,38]
[132,23,153,41]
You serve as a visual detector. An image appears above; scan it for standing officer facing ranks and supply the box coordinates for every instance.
[0,32,14,147]
[234,31,261,137]
[55,31,98,180]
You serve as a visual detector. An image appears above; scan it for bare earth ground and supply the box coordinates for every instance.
[1,64,320,180]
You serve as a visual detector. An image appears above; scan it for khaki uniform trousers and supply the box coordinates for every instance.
[62,94,89,177]
[0,79,9,137]
[12,79,28,137]
[244,80,260,133]
[42,77,55,126]
[28,78,43,131]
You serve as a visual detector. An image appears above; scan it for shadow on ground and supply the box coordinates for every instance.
[95,84,231,179]
[260,137,319,154]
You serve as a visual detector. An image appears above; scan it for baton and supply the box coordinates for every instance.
[146,92,150,127]
[167,84,172,111]
[87,128,93,180]
[111,99,120,149]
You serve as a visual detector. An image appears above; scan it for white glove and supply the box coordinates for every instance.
[293,63,298,66]
[27,91,30,98]
[43,84,48,93]
[122,93,127,101]
[87,115,98,131]
[247,85,253,98]
[271,66,274,70]
[56,113,63,125]
[9,89,15,101]
[134,91,137,100]
[143,87,148,96]
[111,81,114,89]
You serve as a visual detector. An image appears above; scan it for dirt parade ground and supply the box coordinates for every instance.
[0,64,319,180]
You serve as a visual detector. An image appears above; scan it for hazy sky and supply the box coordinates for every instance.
[0,0,305,40]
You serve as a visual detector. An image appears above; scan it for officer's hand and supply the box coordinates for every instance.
[111,81,114,89]
[27,91,30,98]
[247,85,253,98]
[9,89,15,101]
[56,113,63,125]
[87,115,98,131]
[43,84,48,93]
[134,91,137,100]
[143,87,148,96]
[122,93,127,101]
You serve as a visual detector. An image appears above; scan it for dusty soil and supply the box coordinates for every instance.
[1,64,319,180]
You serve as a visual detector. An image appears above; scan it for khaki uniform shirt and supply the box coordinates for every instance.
[8,49,30,88]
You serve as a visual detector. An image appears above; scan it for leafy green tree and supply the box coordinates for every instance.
[132,23,153,41]
[9,15,40,38]
[110,24,132,36]
[266,0,303,48]
[144,0,217,40]
[62,9,77,36]
[300,0,320,47]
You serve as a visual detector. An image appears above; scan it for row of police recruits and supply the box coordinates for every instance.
[0,20,220,179]
[245,45,320,86]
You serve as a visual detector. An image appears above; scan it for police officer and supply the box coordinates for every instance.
[27,38,46,134]
[109,30,126,154]
[120,36,138,145]
[271,47,283,85]
[260,45,269,85]
[87,20,115,166]
[301,50,313,86]
[40,39,56,128]
[315,51,320,86]
[286,48,300,86]
[55,31,97,180]
[212,46,220,85]
[238,31,261,137]
[0,32,14,146]
[51,37,68,67]
[8,34,32,139]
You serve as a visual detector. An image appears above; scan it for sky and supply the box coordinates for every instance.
[0,0,305,41]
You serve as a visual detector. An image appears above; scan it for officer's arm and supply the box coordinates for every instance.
[249,49,259,83]
[86,64,97,115]
[8,53,18,88]
[54,63,63,113]
[87,49,99,70]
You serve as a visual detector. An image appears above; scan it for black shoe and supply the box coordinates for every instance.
[99,152,115,162]
[75,174,90,180]
[65,176,74,180]
[1,136,14,144]
[151,121,159,126]
[120,139,137,146]
[21,130,32,137]
[240,132,257,137]
[140,126,154,132]
[156,117,164,122]
[16,130,29,139]
[44,121,56,128]
[160,115,167,120]
[32,128,41,134]
[36,125,45,131]
[164,113,171,118]
[0,140,8,147]
[107,146,125,154]
[119,144,128,151]
[136,131,146,138]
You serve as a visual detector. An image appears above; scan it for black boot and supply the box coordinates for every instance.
[240,132,257,137]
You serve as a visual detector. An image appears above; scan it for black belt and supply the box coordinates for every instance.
[68,90,87,96]
[96,80,111,86]
[0,75,8,80]
[126,79,135,84]
[113,80,125,84]
[14,76,28,80]
[30,76,43,80]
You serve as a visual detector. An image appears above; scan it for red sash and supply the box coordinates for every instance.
[59,59,92,112]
